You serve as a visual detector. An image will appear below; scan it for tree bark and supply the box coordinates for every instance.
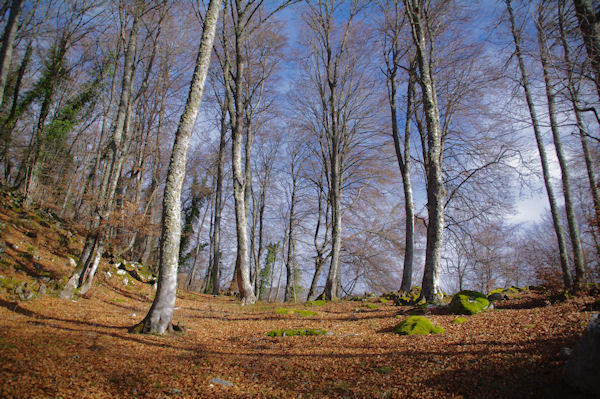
[506,0,572,289]
[131,0,221,334]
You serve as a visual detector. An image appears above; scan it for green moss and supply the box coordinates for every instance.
[363,303,379,310]
[377,298,389,303]
[266,328,328,337]
[451,317,467,324]
[389,286,422,306]
[374,366,392,375]
[449,290,490,315]
[0,276,19,291]
[306,300,326,307]
[393,316,444,336]
[111,298,125,303]
[274,308,317,317]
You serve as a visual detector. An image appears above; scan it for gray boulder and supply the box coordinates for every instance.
[563,313,600,396]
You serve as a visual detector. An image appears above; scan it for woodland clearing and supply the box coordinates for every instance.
[0,190,597,399]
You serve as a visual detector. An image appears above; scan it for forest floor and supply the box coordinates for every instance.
[0,188,598,399]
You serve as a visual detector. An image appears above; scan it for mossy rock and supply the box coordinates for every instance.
[117,260,156,284]
[393,316,444,336]
[306,300,326,307]
[266,328,327,337]
[386,286,422,306]
[451,317,467,324]
[449,290,490,315]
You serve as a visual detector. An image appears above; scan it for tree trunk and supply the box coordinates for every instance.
[323,152,342,300]
[536,13,586,288]
[227,1,256,305]
[307,182,330,301]
[211,104,227,295]
[506,0,572,289]
[284,174,297,302]
[131,0,221,334]
[388,53,416,293]
[404,0,445,302]
[0,0,22,109]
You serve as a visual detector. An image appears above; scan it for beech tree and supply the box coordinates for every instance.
[506,0,573,289]
[131,0,222,334]
[215,0,294,304]
[381,0,416,293]
[298,0,374,300]
[536,3,586,288]
[403,0,446,302]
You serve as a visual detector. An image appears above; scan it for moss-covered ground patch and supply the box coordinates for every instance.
[266,328,328,337]
[306,299,326,306]
[274,308,317,317]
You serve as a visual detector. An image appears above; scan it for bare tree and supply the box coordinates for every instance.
[299,0,373,300]
[403,0,445,302]
[381,0,416,293]
[218,0,294,304]
[558,0,600,245]
[536,3,586,288]
[131,0,222,334]
[505,0,572,289]
[61,1,156,298]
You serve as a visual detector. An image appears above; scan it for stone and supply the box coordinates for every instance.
[487,292,508,302]
[209,377,234,387]
[448,290,490,315]
[563,313,600,396]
